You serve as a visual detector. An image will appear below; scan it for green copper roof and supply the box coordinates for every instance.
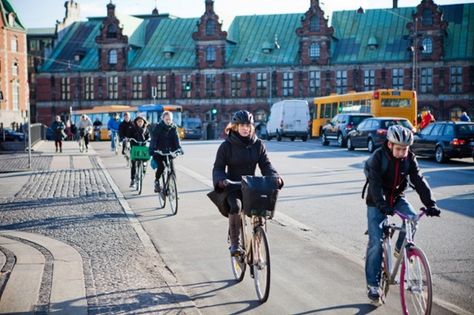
[1,0,25,30]
[129,18,198,69]
[226,14,302,67]
[440,4,474,60]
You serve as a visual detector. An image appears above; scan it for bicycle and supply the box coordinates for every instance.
[122,138,131,167]
[153,149,182,215]
[225,178,277,303]
[129,139,150,195]
[78,128,89,153]
[112,130,120,155]
[378,208,432,315]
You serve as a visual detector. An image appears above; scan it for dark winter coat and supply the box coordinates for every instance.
[129,117,150,146]
[118,120,134,140]
[212,131,279,191]
[365,142,436,209]
[149,121,181,155]
[51,120,65,141]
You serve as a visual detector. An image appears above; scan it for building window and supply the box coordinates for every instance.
[256,73,267,97]
[61,77,70,100]
[309,43,320,60]
[206,46,216,62]
[364,69,375,91]
[12,81,19,111]
[422,38,433,54]
[181,74,191,98]
[420,68,433,93]
[450,106,462,120]
[205,74,216,97]
[336,70,347,94]
[107,24,118,38]
[132,76,142,99]
[11,37,18,52]
[231,73,241,97]
[422,9,433,26]
[283,72,294,96]
[309,71,321,96]
[157,75,167,99]
[108,49,117,65]
[449,66,462,93]
[392,68,404,90]
[310,16,320,32]
[12,62,18,76]
[206,20,216,36]
[108,76,118,99]
[84,77,94,100]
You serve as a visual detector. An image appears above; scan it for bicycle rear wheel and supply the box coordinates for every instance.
[230,219,246,282]
[168,174,178,215]
[253,225,270,303]
[400,246,432,315]
[157,175,166,209]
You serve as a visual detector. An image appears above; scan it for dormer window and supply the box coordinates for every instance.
[310,16,320,32]
[368,36,378,50]
[206,46,216,62]
[309,43,320,59]
[206,20,216,36]
[422,9,433,26]
[422,37,433,54]
[108,49,117,65]
[107,24,118,38]
[8,13,15,27]
[163,45,175,59]
[262,41,273,54]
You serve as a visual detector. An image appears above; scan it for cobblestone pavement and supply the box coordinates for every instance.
[0,153,52,173]
[0,146,194,314]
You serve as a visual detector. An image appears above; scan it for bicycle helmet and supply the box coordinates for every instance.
[387,125,413,146]
[232,110,254,125]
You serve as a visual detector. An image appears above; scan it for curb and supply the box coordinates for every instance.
[95,155,202,314]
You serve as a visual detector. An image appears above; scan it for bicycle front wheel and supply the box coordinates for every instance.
[230,218,246,282]
[137,162,143,194]
[379,238,391,304]
[168,174,178,215]
[400,246,432,315]
[157,175,166,209]
[253,226,270,303]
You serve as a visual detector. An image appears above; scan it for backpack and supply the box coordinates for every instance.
[361,152,389,199]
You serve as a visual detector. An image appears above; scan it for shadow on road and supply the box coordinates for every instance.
[294,303,378,314]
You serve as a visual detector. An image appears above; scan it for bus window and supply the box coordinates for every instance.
[381,98,411,108]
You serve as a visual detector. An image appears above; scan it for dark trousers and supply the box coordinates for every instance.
[54,140,62,150]
[154,156,166,181]
[131,161,137,180]
[226,189,243,215]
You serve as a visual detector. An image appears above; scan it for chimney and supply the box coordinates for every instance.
[393,0,398,9]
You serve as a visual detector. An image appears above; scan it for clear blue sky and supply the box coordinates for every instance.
[10,0,473,30]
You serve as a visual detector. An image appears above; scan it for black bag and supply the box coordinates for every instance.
[241,176,279,217]
[207,190,230,218]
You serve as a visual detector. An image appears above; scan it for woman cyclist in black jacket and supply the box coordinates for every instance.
[212,110,283,256]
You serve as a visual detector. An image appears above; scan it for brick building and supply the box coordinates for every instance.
[0,0,28,128]
[34,0,474,128]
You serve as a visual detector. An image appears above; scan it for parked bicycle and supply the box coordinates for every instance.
[153,149,182,215]
[378,208,432,315]
[129,139,150,195]
[225,177,279,303]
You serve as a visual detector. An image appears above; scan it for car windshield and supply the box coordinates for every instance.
[184,120,201,129]
[455,124,474,136]
[382,119,412,129]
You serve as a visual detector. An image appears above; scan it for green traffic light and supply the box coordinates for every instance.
[211,108,217,114]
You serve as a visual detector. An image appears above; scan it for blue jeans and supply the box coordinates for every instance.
[365,197,416,287]
[110,130,118,149]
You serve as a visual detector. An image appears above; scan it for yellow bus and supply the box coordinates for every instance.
[71,104,184,140]
[312,89,417,137]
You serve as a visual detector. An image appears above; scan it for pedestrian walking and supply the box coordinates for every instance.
[460,111,471,122]
[51,115,66,153]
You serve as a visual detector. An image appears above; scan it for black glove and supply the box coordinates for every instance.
[217,179,227,189]
[380,205,395,216]
[425,206,441,217]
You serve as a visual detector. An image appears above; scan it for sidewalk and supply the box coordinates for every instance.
[0,141,198,314]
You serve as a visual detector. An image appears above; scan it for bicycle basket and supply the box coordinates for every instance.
[241,176,279,218]
[130,145,150,161]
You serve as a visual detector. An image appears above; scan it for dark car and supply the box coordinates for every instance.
[182,117,203,139]
[321,113,374,147]
[411,121,474,163]
[0,128,25,142]
[347,117,414,153]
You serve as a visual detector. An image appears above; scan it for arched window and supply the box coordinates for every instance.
[309,43,320,59]
[206,46,216,62]
[422,9,433,26]
[107,24,118,38]
[422,37,433,54]
[310,16,320,32]
[206,20,216,36]
[108,49,117,65]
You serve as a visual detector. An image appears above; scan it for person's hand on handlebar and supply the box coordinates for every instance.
[425,206,441,217]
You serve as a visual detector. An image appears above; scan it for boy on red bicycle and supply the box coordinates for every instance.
[364,125,441,304]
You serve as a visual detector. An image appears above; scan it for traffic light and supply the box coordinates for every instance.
[184,81,192,91]
[211,107,217,120]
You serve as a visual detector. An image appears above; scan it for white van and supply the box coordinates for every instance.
[266,100,310,141]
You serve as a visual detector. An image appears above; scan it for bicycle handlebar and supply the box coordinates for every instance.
[395,207,426,221]
[154,149,183,157]
[223,179,241,186]
[128,139,150,145]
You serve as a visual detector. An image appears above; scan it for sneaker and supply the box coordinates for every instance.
[368,286,381,305]
[229,244,243,257]
[154,180,161,193]
[129,180,135,188]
